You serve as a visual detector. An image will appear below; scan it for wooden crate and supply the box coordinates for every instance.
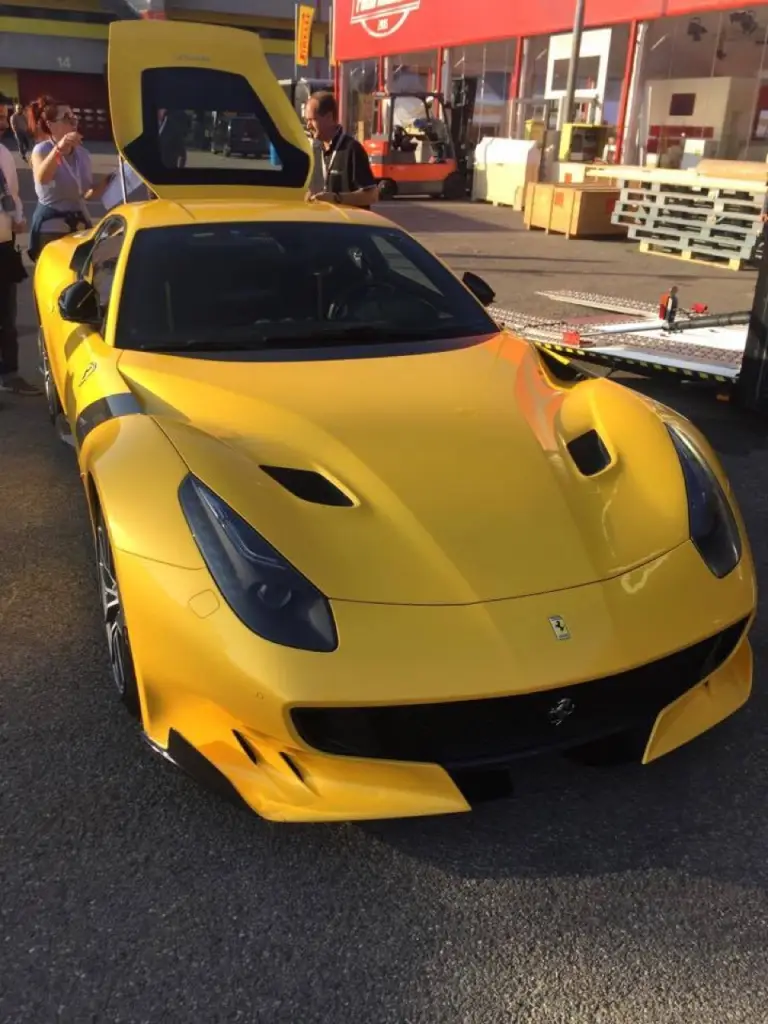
[524,182,626,239]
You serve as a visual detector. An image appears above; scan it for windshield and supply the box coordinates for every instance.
[114,222,497,354]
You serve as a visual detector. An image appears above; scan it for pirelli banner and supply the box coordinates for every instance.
[296,4,316,68]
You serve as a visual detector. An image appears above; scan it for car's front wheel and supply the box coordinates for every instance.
[38,328,61,425]
[94,506,141,719]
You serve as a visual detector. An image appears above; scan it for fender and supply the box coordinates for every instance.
[34,228,98,313]
[79,411,203,570]
[35,227,100,396]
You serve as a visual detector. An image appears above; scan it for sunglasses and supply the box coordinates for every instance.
[57,112,79,125]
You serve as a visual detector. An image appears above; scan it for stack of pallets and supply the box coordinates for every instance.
[588,164,765,271]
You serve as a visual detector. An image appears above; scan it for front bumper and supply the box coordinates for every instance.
[115,539,756,822]
[291,617,750,768]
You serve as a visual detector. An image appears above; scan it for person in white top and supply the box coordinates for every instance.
[0,104,41,397]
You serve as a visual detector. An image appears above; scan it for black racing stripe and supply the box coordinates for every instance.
[75,393,143,447]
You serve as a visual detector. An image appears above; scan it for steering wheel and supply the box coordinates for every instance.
[327,280,400,321]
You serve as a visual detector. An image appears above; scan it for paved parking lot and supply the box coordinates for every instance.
[2,158,767,1023]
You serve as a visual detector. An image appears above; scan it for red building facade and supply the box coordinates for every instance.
[334,0,755,60]
[333,0,768,164]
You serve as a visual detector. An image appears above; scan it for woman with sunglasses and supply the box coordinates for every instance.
[27,96,112,262]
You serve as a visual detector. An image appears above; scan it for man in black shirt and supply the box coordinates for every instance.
[304,92,379,209]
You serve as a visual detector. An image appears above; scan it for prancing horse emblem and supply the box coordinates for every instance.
[548,615,571,641]
[79,361,97,387]
[548,697,576,727]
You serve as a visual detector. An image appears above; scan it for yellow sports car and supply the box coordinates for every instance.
[35,20,757,822]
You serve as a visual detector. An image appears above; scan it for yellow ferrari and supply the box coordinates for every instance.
[35,20,757,822]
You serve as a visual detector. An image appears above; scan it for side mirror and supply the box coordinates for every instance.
[462,271,496,307]
[58,279,101,326]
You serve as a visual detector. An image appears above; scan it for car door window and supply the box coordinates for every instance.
[85,219,127,324]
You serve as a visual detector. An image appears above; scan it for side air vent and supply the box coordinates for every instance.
[567,430,611,476]
[260,465,354,507]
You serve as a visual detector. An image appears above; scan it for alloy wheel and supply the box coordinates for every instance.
[38,330,59,424]
[96,521,129,698]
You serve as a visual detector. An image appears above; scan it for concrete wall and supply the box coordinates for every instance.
[0,31,298,82]
[172,0,303,18]
[0,34,107,76]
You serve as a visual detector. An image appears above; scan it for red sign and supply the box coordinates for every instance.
[334,0,751,60]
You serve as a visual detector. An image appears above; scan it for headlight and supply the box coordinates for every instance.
[179,475,337,652]
[666,425,741,578]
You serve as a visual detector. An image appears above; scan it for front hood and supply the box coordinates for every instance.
[117,336,690,604]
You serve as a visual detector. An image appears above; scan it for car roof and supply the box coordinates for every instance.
[120,199,390,231]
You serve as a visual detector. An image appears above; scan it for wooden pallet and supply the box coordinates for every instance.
[608,173,763,269]
[629,226,756,258]
[638,239,752,271]
[587,163,765,196]
[617,187,760,214]
[637,181,760,201]
[612,202,758,229]
[613,216,758,239]
[624,216,758,240]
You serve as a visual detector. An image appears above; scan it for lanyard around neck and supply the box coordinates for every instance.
[323,130,345,188]
[54,141,83,194]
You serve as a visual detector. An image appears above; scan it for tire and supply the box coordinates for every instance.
[441,171,466,201]
[38,328,62,426]
[378,178,398,201]
[94,506,141,719]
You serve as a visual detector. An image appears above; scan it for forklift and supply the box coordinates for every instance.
[362,91,467,201]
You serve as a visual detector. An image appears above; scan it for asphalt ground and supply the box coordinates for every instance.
[2,152,768,1024]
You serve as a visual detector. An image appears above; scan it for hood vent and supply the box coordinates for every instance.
[260,465,354,507]
[567,430,610,476]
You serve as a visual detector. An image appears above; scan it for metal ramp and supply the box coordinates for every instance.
[489,290,745,384]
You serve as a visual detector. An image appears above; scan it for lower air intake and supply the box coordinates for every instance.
[291,619,748,769]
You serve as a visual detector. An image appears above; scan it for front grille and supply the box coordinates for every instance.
[292,619,748,769]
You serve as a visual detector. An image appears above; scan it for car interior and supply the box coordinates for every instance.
[113,225,493,350]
